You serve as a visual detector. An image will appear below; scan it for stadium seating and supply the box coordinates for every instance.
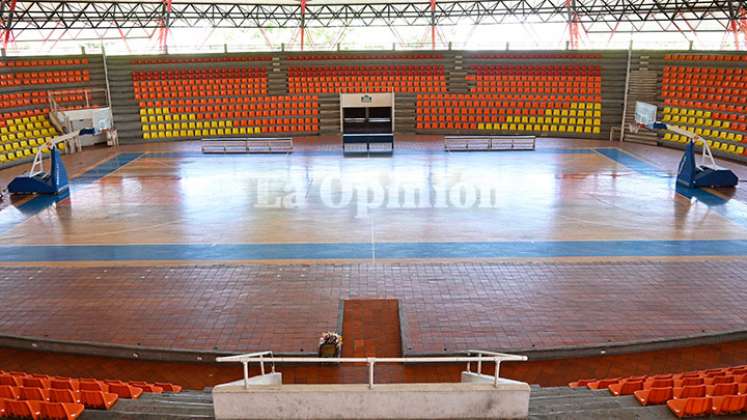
[132,65,320,140]
[131,55,272,65]
[416,93,601,135]
[0,113,60,164]
[0,69,88,87]
[0,369,181,410]
[138,95,319,140]
[132,67,268,98]
[287,52,444,61]
[660,55,747,157]
[417,63,602,137]
[569,364,747,417]
[0,57,97,165]
[469,52,602,59]
[288,64,447,94]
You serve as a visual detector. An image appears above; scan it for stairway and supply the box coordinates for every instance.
[80,390,215,419]
[268,56,288,96]
[394,94,416,134]
[319,94,340,135]
[106,56,143,144]
[620,53,660,145]
[447,53,468,94]
[529,387,671,419]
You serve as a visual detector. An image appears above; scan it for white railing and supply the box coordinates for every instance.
[217,350,527,390]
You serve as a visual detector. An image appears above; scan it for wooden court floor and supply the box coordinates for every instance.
[1,136,747,355]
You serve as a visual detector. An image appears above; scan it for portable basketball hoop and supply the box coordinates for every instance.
[633,101,737,189]
[633,101,657,130]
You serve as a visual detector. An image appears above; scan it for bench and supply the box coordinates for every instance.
[342,133,394,153]
[444,136,535,152]
[201,138,293,154]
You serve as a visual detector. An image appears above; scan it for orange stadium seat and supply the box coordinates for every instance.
[667,397,712,418]
[712,394,747,415]
[19,387,50,402]
[608,379,644,396]
[0,385,20,400]
[79,390,118,410]
[674,385,707,399]
[0,375,21,387]
[106,383,143,399]
[586,378,621,389]
[634,387,674,406]
[78,380,107,393]
[49,379,78,391]
[48,389,81,405]
[4,399,43,419]
[706,382,739,396]
[39,401,84,420]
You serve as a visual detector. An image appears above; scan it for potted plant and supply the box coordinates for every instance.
[318,331,342,358]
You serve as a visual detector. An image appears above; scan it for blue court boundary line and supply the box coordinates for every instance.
[2,239,747,262]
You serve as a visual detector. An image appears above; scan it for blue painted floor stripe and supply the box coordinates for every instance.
[1,239,747,262]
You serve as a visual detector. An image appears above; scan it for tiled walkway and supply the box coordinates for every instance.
[1,260,746,354]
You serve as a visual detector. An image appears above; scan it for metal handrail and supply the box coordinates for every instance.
[465,349,527,379]
[217,350,527,390]
[217,351,275,389]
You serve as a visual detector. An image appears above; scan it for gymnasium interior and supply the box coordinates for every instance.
[1,0,747,419]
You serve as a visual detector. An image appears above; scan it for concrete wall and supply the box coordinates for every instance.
[213,373,530,419]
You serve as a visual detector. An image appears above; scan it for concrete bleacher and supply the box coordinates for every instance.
[80,390,214,420]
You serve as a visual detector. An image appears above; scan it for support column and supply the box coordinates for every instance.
[565,0,579,49]
[726,0,747,50]
[430,0,437,50]
[1,0,17,51]
[158,0,172,53]
[300,0,307,51]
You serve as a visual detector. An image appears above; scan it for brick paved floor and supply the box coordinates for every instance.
[1,260,747,354]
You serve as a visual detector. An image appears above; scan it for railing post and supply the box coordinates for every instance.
[368,358,375,389]
[494,357,500,387]
[243,361,249,390]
